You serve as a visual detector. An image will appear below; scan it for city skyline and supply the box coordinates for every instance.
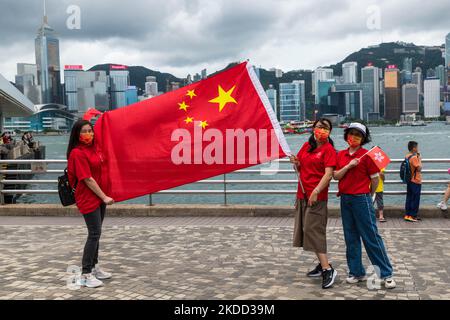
[0,0,449,82]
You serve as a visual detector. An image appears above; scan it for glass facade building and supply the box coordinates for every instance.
[279,80,305,122]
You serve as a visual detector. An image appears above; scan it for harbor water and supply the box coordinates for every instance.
[15,123,450,206]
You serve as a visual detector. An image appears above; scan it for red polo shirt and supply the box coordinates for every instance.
[336,147,380,195]
[296,141,337,201]
[67,144,104,214]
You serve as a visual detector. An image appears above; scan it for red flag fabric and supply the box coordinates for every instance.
[365,146,391,170]
[83,108,102,121]
[94,62,291,202]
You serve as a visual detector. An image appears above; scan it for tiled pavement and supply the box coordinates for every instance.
[0,216,449,300]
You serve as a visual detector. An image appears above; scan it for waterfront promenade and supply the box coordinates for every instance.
[0,214,449,300]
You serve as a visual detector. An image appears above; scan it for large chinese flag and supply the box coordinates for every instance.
[94,62,291,202]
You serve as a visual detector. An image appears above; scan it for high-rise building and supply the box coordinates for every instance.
[402,84,419,114]
[412,71,423,95]
[15,63,41,104]
[108,66,130,109]
[64,66,109,113]
[144,76,158,97]
[313,68,334,104]
[317,79,336,105]
[361,65,381,114]
[424,78,441,118]
[279,80,305,122]
[201,69,207,79]
[446,32,450,68]
[265,85,278,118]
[384,67,402,121]
[35,6,62,104]
[342,62,358,84]
[125,86,138,106]
[435,65,446,87]
[403,57,413,73]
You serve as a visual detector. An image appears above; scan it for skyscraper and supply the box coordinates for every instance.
[342,62,358,84]
[412,71,423,94]
[424,78,441,118]
[435,65,446,87]
[384,67,402,121]
[279,80,305,122]
[402,84,419,114]
[145,76,158,97]
[313,68,334,104]
[403,57,413,73]
[35,4,62,104]
[361,65,381,114]
[109,67,130,109]
[446,32,450,68]
[64,66,109,113]
[265,85,278,118]
[15,63,41,104]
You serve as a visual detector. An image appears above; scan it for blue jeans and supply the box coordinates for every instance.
[405,182,421,218]
[340,194,393,279]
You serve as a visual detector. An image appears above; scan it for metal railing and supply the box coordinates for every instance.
[0,158,449,205]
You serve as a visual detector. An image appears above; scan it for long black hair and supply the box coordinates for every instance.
[66,120,94,159]
[308,118,334,153]
[344,124,372,146]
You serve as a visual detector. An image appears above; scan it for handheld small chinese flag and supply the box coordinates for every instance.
[366,146,391,170]
[82,108,102,121]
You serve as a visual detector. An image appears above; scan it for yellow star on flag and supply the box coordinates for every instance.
[178,101,189,112]
[186,89,197,99]
[198,120,208,129]
[184,116,194,124]
[208,85,237,112]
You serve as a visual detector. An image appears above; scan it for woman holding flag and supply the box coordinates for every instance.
[289,118,338,289]
[333,122,396,289]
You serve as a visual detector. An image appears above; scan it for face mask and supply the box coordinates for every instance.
[314,128,330,142]
[79,132,94,145]
[347,134,362,148]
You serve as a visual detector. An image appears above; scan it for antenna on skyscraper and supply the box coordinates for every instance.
[43,0,48,24]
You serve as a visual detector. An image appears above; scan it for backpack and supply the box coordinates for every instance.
[399,154,416,184]
[58,168,78,206]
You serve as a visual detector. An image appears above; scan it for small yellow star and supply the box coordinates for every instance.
[198,120,208,129]
[184,116,194,124]
[208,85,237,112]
[178,101,189,112]
[186,89,197,99]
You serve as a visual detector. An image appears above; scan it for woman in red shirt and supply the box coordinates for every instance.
[333,122,396,289]
[67,119,115,288]
[289,118,338,289]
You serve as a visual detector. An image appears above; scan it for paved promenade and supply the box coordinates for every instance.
[0,216,449,300]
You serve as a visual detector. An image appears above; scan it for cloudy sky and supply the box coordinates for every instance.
[1,0,449,81]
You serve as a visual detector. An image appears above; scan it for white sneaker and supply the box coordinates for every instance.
[76,273,103,288]
[92,265,112,280]
[436,201,448,211]
[384,277,396,289]
[346,275,367,284]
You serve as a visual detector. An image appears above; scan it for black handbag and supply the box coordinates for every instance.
[58,168,78,206]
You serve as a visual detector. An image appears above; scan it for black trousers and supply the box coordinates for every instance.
[82,203,106,274]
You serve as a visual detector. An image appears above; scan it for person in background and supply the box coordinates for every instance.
[404,141,422,222]
[67,119,115,288]
[333,122,396,289]
[2,132,12,145]
[436,168,450,211]
[376,168,386,222]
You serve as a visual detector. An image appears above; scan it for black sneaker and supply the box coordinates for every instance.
[306,263,323,278]
[322,267,338,289]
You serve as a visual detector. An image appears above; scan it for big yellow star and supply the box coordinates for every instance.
[198,120,208,129]
[184,116,194,124]
[178,101,189,112]
[208,85,237,112]
[186,89,197,99]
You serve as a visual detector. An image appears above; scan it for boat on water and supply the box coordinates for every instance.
[282,121,314,135]
[411,120,426,127]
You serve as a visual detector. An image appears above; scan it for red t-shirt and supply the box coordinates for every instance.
[336,147,380,195]
[67,144,104,214]
[296,141,337,201]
